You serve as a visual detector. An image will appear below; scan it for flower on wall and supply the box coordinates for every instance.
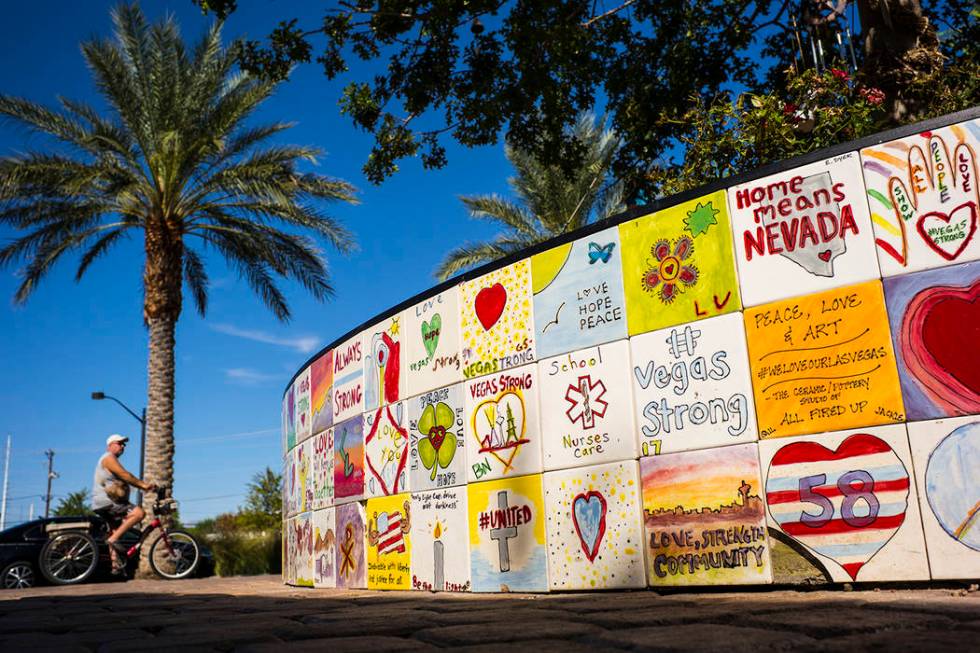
[641,236,699,303]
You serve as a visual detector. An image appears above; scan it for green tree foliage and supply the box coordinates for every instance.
[436,113,624,280]
[648,52,979,197]
[53,488,92,517]
[189,468,282,576]
[648,67,886,196]
[0,4,356,573]
[237,467,282,531]
[196,0,977,200]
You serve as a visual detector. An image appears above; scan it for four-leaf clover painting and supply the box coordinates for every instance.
[417,402,458,481]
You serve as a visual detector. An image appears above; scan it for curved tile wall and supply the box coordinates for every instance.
[282,108,980,591]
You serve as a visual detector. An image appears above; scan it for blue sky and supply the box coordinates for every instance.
[0,2,511,525]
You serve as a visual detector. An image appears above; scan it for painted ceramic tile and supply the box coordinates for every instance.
[405,287,463,396]
[364,403,410,498]
[759,424,930,583]
[310,429,334,510]
[861,119,980,276]
[468,474,549,592]
[292,511,315,587]
[332,333,365,423]
[728,153,881,307]
[366,493,413,590]
[285,516,297,585]
[543,460,646,590]
[907,416,980,580]
[640,443,772,586]
[538,340,638,471]
[284,383,296,452]
[313,507,336,588]
[333,416,365,504]
[335,501,367,589]
[631,313,758,457]
[531,226,628,358]
[286,447,298,517]
[464,363,543,483]
[280,458,288,522]
[459,259,536,379]
[311,350,334,434]
[286,439,309,517]
[298,437,313,513]
[620,191,742,335]
[410,486,471,592]
[883,261,980,420]
[744,280,905,439]
[294,366,312,443]
[408,383,467,492]
[364,313,407,410]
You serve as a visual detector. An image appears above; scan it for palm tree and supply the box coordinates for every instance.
[54,489,93,517]
[0,3,356,569]
[436,113,624,281]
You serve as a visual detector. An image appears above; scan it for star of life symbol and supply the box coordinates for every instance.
[565,374,609,429]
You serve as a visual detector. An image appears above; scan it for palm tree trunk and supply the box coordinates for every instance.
[137,218,183,578]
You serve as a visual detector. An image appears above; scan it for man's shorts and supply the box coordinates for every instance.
[95,502,137,526]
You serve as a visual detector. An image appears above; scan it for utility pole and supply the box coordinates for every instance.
[44,449,58,518]
[0,435,10,530]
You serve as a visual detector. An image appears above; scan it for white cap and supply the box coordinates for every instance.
[106,434,129,445]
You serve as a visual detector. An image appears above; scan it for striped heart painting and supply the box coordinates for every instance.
[765,433,910,580]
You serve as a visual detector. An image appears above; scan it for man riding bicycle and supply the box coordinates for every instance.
[91,434,156,573]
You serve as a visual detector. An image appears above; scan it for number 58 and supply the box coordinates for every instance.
[798,471,880,528]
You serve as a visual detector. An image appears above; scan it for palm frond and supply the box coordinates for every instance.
[75,226,131,280]
[182,246,209,316]
[435,242,511,282]
[440,111,622,279]
[4,221,123,303]
[459,195,541,237]
[0,2,355,317]
[199,228,290,320]
[194,219,333,304]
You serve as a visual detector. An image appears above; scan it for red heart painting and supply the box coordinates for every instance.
[818,250,832,262]
[475,282,507,331]
[916,203,977,261]
[901,279,980,414]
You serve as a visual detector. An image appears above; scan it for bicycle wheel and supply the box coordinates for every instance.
[39,531,99,585]
[148,529,200,580]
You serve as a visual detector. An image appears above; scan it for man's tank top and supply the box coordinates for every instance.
[92,453,122,509]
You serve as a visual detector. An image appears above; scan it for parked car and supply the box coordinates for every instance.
[0,516,213,589]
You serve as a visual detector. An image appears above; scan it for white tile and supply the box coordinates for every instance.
[631,313,758,455]
[543,461,646,590]
[538,340,638,470]
[907,416,980,579]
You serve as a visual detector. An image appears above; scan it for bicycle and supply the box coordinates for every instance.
[39,485,200,585]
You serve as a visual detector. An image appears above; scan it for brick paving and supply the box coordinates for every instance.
[0,576,977,651]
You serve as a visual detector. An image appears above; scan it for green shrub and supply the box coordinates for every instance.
[206,530,281,577]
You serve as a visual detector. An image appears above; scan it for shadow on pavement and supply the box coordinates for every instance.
[1,581,978,652]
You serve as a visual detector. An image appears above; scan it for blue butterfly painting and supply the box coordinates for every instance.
[588,241,616,264]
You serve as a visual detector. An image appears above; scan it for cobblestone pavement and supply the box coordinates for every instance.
[1,576,978,652]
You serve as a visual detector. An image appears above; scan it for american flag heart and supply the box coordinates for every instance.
[377,511,405,555]
[765,433,909,580]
